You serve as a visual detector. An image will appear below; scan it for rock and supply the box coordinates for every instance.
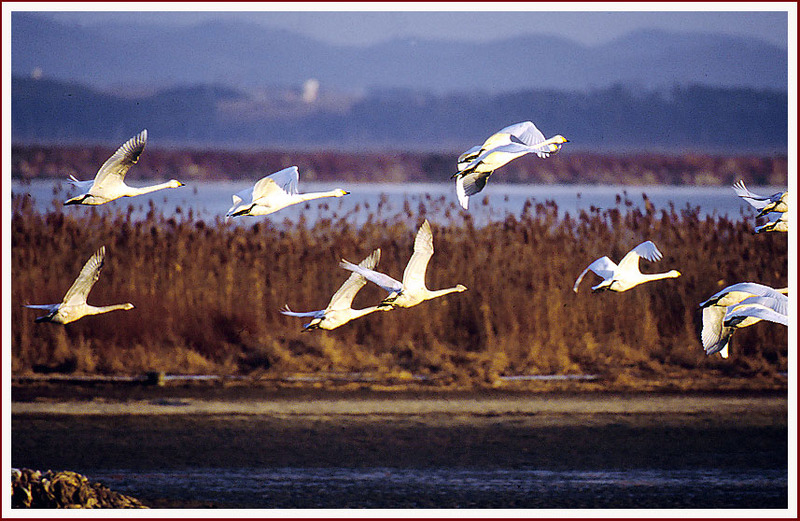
[10,468,147,509]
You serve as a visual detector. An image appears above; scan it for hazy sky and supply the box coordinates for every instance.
[43,5,790,48]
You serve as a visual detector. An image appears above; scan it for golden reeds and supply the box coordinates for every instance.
[10,189,788,387]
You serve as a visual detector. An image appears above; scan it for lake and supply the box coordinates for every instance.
[10,179,778,227]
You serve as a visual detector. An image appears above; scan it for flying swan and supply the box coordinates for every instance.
[226,166,349,218]
[732,180,788,218]
[698,282,788,358]
[24,246,134,324]
[573,240,681,293]
[340,219,467,308]
[453,121,568,210]
[64,130,184,205]
[281,249,389,330]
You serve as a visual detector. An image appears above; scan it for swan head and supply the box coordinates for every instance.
[168,180,185,188]
[333,189,350,197]
[551,135,569,144]
[667,270,682,279]
[123,303,135,310]
[455,284,468,292]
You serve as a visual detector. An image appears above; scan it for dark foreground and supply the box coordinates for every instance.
[11,388,789,510]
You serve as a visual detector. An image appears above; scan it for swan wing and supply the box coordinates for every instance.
[732,180,769,210]
[460,171,491,198]
[504,121,546,147]
[701,305,728,354]
[280,305,324,318]
[573,256,617,293]
[340,260,403,294]
[62,246,106,306]
[402,220,435,293]
[92,130,147,192]
[724,301,789,327]
[617,241,663,273]
[699,282,787,308]
[327,249,381,311]
[67,175,94,191]
[457,145,483,172]
[455,176,470,210]
[256,166,300,198]
[731,295,788,317]
[24,304,60,311]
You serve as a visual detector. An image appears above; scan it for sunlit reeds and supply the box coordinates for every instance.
[10,187,788,389]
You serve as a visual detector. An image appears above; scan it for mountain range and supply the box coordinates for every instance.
[11,12,788,94]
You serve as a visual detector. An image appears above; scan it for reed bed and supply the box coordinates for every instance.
[10,192,788,389]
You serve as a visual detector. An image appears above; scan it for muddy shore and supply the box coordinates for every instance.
[11,385,789,509]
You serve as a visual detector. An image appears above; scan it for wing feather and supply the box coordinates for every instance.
[327,249,381,311]
[92,130,147,191]
[401,220,434,292]
[62,246,106,306]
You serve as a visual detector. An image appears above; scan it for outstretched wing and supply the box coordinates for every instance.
[699,282,787,309]
[732,180,769,210]
[617,240,663,273]
[573,256,617,293]
[504,121,546,147]
[401,220,435,293]
[256,166,300,198]
[92,130,147,192]
[724,298,789,327]
[62,246,106,306]
[700,305,728,356]
[327,249,381,311]
[279,305,324,318]
[340,260,403,294]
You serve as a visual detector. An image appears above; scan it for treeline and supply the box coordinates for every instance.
[11,143,788,187]
[11,76,788,152]
[10,194,788,390]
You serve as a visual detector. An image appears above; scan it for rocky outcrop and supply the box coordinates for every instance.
[11,468,147,508]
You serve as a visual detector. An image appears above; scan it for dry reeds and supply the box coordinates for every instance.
[10,189,788,387]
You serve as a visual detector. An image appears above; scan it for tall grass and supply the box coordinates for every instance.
[10,191,788,387]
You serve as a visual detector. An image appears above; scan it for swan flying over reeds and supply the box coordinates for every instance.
[281,249,389,330]
[24,246,134,324]
[453,121,568,210]
[573,240,681,293]
[340,220,467,308]
[64,130,184,205]
[699,282,788,358]
[226,166,349,218]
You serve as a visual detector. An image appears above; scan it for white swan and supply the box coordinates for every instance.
[453,123,568,210]
[701,295,789,358]
[699,282,789,358]
[281,249,389,331]
[226,166,349,218]
[732,180,788,217]
[457,121,568,171]
[24,246,134,324]
[64,130,184,205]
[573,240,681,293]
[340,219,467,308]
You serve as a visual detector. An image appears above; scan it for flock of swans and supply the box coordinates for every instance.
[25,123,789,361]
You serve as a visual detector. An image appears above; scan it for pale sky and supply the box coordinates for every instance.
[42,5,790,48]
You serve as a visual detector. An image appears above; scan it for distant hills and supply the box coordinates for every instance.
[11,12,788,94]
[11,76,787,153]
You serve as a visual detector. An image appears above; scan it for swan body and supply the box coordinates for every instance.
[281,249,388,330]
[457,121,568,171]
[24,246,134,324]
[64,130,184,205]
[340,219,467,308]
[699,283,789,358]
[573,240,681,293]
[453,122,568,209]
[226,166,349,218]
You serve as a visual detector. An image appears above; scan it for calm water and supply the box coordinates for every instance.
[87,467,787,509]
[10,179,777,227]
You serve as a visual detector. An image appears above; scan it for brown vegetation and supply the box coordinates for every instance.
[10,184,789,390]
[11,144,788,186]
